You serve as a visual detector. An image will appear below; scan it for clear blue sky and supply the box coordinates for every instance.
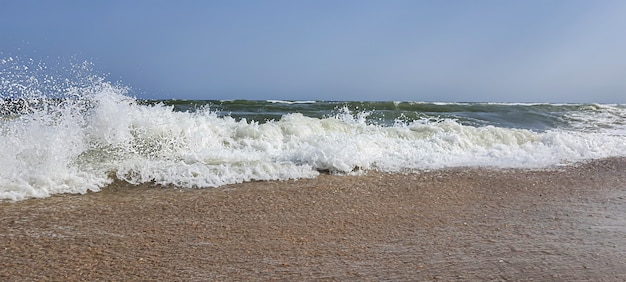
[2,0,626,103]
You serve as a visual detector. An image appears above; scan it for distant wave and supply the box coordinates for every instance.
[266,100,317,104]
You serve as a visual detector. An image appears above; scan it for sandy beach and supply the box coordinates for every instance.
[1,158,625,281]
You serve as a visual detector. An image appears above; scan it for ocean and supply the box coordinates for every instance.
[2,60,626,200]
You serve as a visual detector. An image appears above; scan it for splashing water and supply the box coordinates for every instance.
[2,57,626,200]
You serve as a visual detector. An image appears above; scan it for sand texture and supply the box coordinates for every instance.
[1,158,626,281]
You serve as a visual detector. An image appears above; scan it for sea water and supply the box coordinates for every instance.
[2,58,626,200]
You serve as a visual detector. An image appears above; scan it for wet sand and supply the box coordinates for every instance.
[1,158,626,281]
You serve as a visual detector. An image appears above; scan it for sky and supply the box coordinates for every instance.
[1,0,626,103]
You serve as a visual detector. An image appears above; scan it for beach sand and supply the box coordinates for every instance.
[1,158,626,281]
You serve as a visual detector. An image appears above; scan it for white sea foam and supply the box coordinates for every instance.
[2,82,626,200]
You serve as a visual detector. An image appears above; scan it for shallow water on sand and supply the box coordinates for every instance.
[1,158,625,280]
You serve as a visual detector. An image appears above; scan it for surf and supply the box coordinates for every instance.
[2,58,626,200]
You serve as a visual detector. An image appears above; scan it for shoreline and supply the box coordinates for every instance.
[1,158,626,280]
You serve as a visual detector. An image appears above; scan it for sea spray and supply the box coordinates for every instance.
[2,58,626,200]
